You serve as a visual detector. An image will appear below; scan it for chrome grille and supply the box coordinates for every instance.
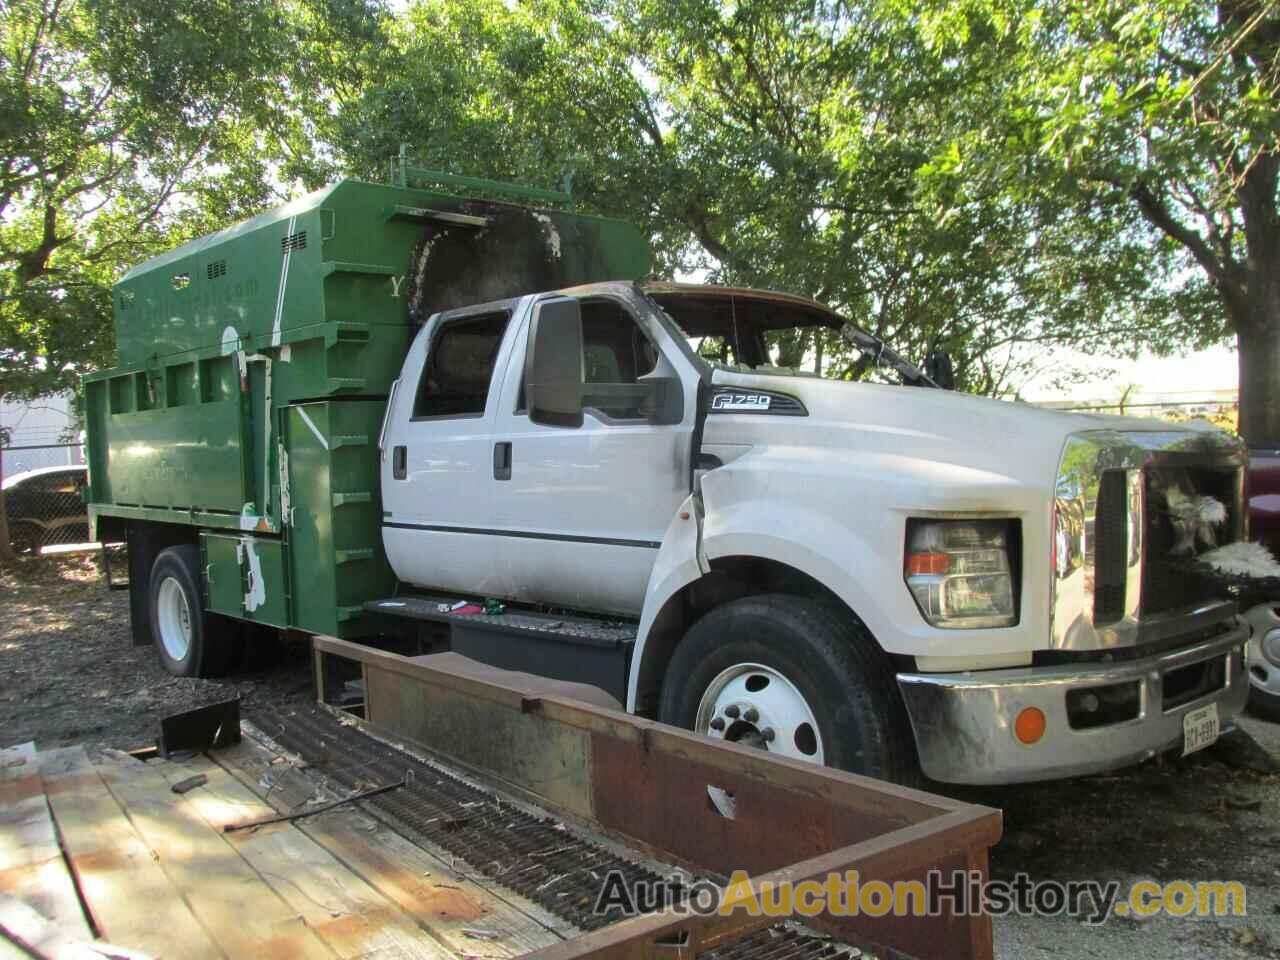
[1052,429,1245,651]
[1141,465,1244,617]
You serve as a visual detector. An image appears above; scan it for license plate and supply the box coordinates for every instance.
[1182,703,1220,757]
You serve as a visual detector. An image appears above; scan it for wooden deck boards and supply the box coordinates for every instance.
[0,735,561,960]
[0,748,95,954]
[40,747,224,959]
[150,753,450,960]
[212,731,573,957]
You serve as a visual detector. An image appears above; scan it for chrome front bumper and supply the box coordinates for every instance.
[897,624,1251,785]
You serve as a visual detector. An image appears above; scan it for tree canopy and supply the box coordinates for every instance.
[0,0,384,399]
[332,0,1201,393]
[3,0,1276,436]
[899,0,1280,439]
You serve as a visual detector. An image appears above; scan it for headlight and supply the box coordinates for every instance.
[905,519,1018,628]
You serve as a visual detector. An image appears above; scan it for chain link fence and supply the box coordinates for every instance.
[1,441,85,479]
[1,445,91,553]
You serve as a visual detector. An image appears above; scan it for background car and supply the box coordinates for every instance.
[2,465,90,553]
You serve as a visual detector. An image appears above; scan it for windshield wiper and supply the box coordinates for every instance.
[840,324,938,388]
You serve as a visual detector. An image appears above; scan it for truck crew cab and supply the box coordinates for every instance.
[85,166,1252,785]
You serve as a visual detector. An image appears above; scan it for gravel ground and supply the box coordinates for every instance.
[1,553,1278,957]
[988,716,1280,959]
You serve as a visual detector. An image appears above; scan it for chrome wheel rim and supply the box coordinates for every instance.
[1245,603,1280,698]
[694,662,824,764]
[157,577,193,663]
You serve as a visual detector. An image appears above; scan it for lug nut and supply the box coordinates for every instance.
[710,717,726,731]
[761,727,776,742]
[743,707,759,723]
[724,704,740,718]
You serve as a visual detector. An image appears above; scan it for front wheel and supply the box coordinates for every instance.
[1245,602,1280,722]
[658,594,920,783]
[149,544,239,678]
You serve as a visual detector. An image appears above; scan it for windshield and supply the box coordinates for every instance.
[639,284,935,387]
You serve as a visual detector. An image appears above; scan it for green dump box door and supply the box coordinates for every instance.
[285,400,395,636]
[202,532,289,628]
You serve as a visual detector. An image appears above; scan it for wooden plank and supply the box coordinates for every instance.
[214,734,572,958]
[146,754,450,960]
[216,735,572,952]
[38,747,223,959]
[95,754,335,960]
[0,750,93,947]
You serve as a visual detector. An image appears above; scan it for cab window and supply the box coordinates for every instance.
[413,312,509,419]
[581,300,659,420]
[518,298,660,421]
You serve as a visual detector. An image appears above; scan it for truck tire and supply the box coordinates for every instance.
[1245,602,1280,722]
[148,544,238,678]
[658,594,920,784]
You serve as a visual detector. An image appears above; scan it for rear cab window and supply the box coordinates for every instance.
[413,312,510,419]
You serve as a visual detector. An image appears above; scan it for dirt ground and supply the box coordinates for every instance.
[0,553,314,754]
[2,553,1279,958]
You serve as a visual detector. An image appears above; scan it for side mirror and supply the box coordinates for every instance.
[526,297,584,427]
[924,351,955,390]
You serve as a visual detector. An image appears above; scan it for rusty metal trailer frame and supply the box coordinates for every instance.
[312,636,1003,960]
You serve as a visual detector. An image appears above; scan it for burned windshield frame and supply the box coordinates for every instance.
[633,284,938,389]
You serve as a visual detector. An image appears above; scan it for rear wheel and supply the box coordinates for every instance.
[149,544,239,677]
[658,594,920,783]
[1245,602,1280,722]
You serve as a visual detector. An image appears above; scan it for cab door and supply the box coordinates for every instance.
[381,300,521,596]
[487,290,701,616]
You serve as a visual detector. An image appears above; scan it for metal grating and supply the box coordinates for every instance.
[255,704,681,931]
[705,926,861,960]
[252,705,863,958]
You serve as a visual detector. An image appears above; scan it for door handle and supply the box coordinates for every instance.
[493,441,512,481]
[392,445,407,480]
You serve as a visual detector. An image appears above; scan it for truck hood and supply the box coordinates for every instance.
[706,369,1224,486]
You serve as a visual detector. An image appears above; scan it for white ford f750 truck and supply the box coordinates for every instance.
[376,281,1250,785]
[87,177,1249,786]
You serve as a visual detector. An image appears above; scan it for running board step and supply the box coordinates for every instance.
[366,594,636,648]
[366,594,636,703]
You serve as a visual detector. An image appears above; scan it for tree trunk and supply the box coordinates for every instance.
[1236,320,1280,445]
[1233,153,1280,446]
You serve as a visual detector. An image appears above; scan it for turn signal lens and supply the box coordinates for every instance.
[1014,707,1046,745]
[905,552,950,576]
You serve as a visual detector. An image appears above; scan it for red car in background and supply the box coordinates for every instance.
[1246,446,1280,720]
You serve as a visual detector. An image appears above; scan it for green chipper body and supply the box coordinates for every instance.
[84,174,649,638]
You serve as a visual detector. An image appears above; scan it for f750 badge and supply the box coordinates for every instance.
[712,392,772,411]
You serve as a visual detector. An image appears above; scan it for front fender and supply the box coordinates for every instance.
[627,493,706,711]
[696,451,1044,660]
[700,499,890,645]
